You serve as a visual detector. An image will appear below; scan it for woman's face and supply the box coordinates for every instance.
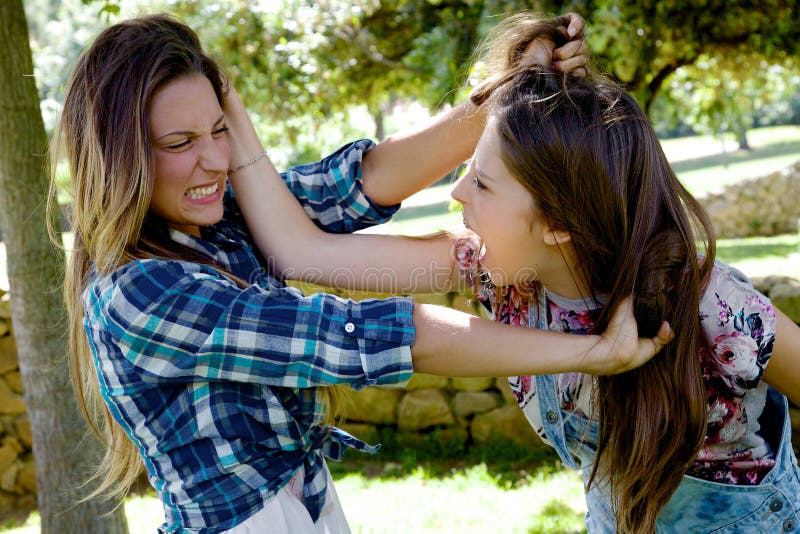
[148,74,230,236]
[451,119,551,288]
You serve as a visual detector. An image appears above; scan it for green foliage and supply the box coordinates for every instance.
[578,0,800,110]
[28,0,800,169]
[652,54,800,140]
[82,0,121,18]
[166,0,485,141]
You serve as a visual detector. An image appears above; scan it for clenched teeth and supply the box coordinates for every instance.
[185,182,218,199]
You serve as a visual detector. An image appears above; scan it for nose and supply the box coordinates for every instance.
[450,172,470,205]
[199,135,230,174]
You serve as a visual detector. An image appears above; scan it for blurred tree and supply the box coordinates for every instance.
[573,0,799,112]
[652,54,799,145]
[165,0,800,155]
[169,0,483,143]
[0,0,128,531]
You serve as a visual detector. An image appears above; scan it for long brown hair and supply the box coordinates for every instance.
[473,21,714,532]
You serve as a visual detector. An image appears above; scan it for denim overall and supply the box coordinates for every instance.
[527,292,800,533]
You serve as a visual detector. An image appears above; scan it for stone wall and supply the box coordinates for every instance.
[0,281,798,517]
[701,162,800,238]
[0,291,36,516]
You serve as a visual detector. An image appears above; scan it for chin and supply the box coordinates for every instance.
[197,206,225,227]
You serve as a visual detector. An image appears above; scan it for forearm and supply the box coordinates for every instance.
[225,93,462,292]
[224,96,324,274]
[285,232,461,294]
[410,298,672,377]
[412,304,596,377]
[361,101,486,206]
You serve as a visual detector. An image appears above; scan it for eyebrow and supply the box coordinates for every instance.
[473,162,495,183]
[154,114,226,141]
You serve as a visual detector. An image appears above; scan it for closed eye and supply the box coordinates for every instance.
[165,139,191,150]
[473,175,488,191]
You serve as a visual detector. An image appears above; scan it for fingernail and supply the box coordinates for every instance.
[568,26,577,37]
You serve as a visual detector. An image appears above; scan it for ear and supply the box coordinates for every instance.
[543,227,572,246]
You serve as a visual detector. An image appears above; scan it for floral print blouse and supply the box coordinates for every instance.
[454,237,777,485]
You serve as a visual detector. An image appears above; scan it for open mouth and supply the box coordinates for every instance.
[185,182,219,200]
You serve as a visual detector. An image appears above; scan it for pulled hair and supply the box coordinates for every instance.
[471,18,714,533]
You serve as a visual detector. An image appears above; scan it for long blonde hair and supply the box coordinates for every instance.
[50,14,343,504]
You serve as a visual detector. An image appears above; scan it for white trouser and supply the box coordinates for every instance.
[223,463,351,534]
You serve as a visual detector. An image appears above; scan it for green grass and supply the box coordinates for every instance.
[324,439,588,533]
[0,444,587,534]
[662,125,800,196]
[335,462,586,533]
[0,493,168,533]
[716,230,800,278]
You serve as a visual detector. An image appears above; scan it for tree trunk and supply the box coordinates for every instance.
[737,126,751,151]
[372,104,385,141]
[0,1,128,532]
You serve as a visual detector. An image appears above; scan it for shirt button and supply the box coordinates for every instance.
[770,499,784,512]
[783,519,795,532]
[546,410,558,424]
[344,322,355,333]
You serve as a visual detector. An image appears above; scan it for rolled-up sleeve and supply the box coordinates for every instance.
[85,259,414,393]
[281,139,400,233]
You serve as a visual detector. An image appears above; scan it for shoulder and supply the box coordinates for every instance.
[113,258,225,288]
[84,259,233,312]
[700,261,775,330]
[699,260,776,385]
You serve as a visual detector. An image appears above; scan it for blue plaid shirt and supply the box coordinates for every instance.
[83,140,415,533]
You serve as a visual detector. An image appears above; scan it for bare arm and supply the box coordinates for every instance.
[762,308,800,406]
[361,101,486,207]
[361,13,587,206]
[225,93,672,376]
[413,297,673,376]
[224,90,462,293]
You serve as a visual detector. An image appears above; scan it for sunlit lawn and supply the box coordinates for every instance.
[3,446,589,534]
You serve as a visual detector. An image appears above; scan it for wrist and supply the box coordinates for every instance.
[573,334,603,374]
[228,151,267,174]
[224,120,264,163]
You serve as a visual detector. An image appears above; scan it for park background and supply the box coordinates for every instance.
[0,0,799,532]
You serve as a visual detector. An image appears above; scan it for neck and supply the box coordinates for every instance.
[540,247,591,301]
